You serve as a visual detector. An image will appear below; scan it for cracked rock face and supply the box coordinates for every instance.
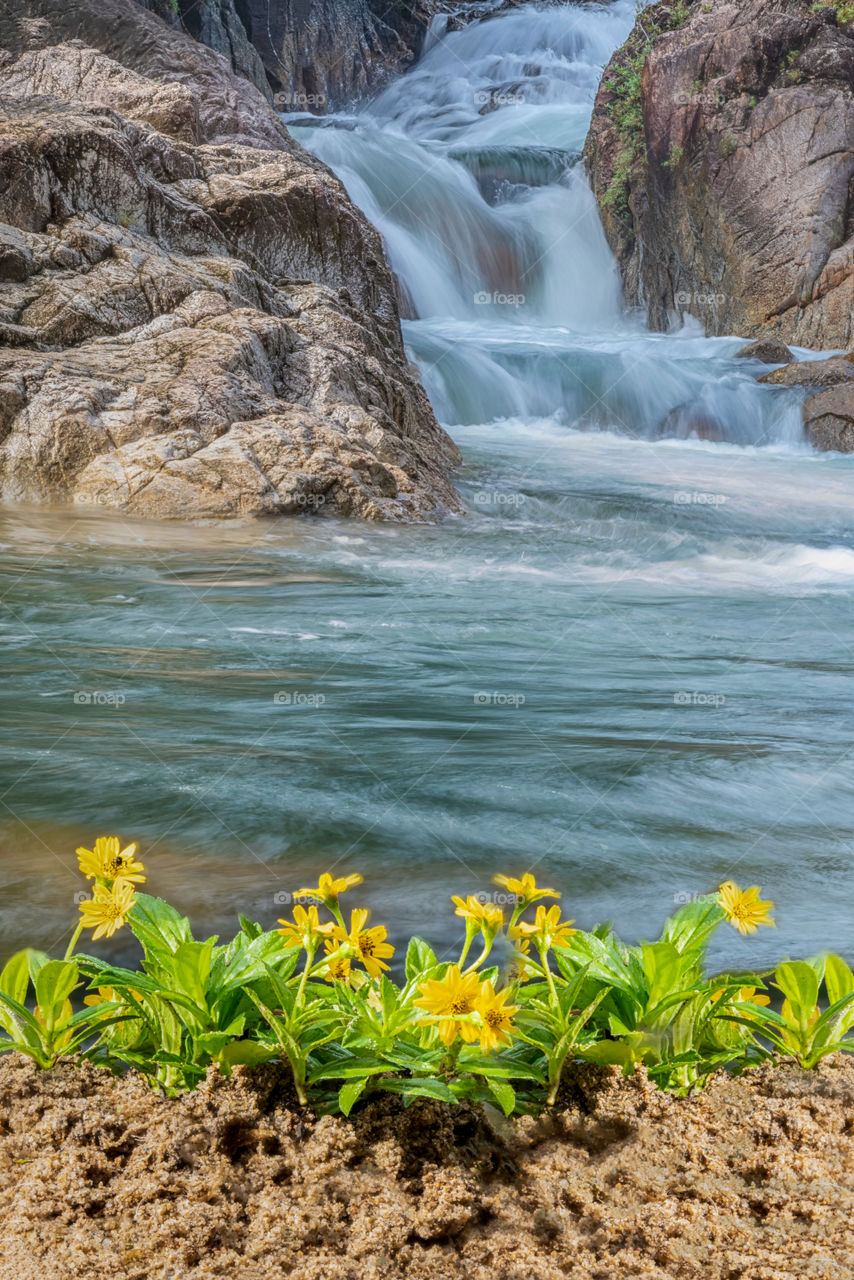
[0,0,461,520]
[584,0,854,351]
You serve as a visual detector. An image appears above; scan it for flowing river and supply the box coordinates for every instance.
[2,0,853,968]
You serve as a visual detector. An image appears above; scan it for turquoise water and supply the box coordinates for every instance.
[1,1,853,968]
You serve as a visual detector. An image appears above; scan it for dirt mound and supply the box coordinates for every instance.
[0,1052,852,1278]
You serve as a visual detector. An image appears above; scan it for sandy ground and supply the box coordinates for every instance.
[0,1052,852,1279]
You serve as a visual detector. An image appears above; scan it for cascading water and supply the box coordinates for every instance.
[2,0,854,969]
[288,1,806,446]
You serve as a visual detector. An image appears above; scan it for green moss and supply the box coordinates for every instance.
[600,0,696,216]
[811,1,854,23]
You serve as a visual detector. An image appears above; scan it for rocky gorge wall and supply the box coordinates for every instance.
[0,0,461,519]
[584,0,854,352]
[140,0,437,110]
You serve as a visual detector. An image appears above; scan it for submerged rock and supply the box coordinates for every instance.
[0,0,462,520]
[735,338,794,364]
[804,384,854,451]
[759,355,854,387]
[584,0,854,350]
[658,405,726,442]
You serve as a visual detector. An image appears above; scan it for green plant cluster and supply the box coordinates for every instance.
[600,0,695,216]
[0,840,852,1115]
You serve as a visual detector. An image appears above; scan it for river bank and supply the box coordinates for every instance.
[0,1051,851,1279]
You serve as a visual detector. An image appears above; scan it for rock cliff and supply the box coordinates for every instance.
[141,0,437,110]
[584,0,854,350]
[0,0,461,519]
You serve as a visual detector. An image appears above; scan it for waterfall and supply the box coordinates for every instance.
[288,0,806,447]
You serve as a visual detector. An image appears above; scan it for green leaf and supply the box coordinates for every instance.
[824,953,854,1010]
[0,952,31,1038]
[172,941,213,1013]
[377,1077,458,1104]
[641,942,685,1010]
[775,961,819,1021]
[405,937,437,984]
[339,1078,370,1116]
[34,960,79,1031]
[0,951,31,1005]
[308,1060,388,1083]
[129,894,193,956]
[218,1041,276,1071]
[486,1079,516,1116]
[659,898,725,955]
[577,1041,639,1070]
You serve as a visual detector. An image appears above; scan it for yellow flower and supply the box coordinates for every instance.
[508,922,532,955]
[83,986,119,1007]
[276,904,334,950]
[83,985,141,1010]
[452,895,504,934]
[493,872,559,907]
[76,836,146,886]
[78,880,137,940]
[711,985,771,1008]
[328,908,394,979]
[515,904,576,951]
[294,872,363,906]
[322,949,352,985]
[718,881,774,935]
[414,965,482,1046]
[475,980,519,1054]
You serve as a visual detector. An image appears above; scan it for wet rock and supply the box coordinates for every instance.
[734,338,794,364]
[658,405,726,442]
[0,4,461,520]
[803,384,854,451]
[759,355,854,386]
[585,0,854,349]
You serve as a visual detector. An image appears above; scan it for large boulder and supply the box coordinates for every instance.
[0,2,461,519]
[584,0,854,350]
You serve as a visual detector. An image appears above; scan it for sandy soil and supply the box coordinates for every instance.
[0,1052,852,1279]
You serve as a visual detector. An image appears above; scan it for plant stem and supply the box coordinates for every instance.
[296,943,317,1009]
[64,922,84,962]
[539,945,559,1008]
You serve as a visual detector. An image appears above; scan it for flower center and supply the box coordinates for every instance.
[450,997,472,1016]
[359,936,375,957]
[484,1009,504,1029]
